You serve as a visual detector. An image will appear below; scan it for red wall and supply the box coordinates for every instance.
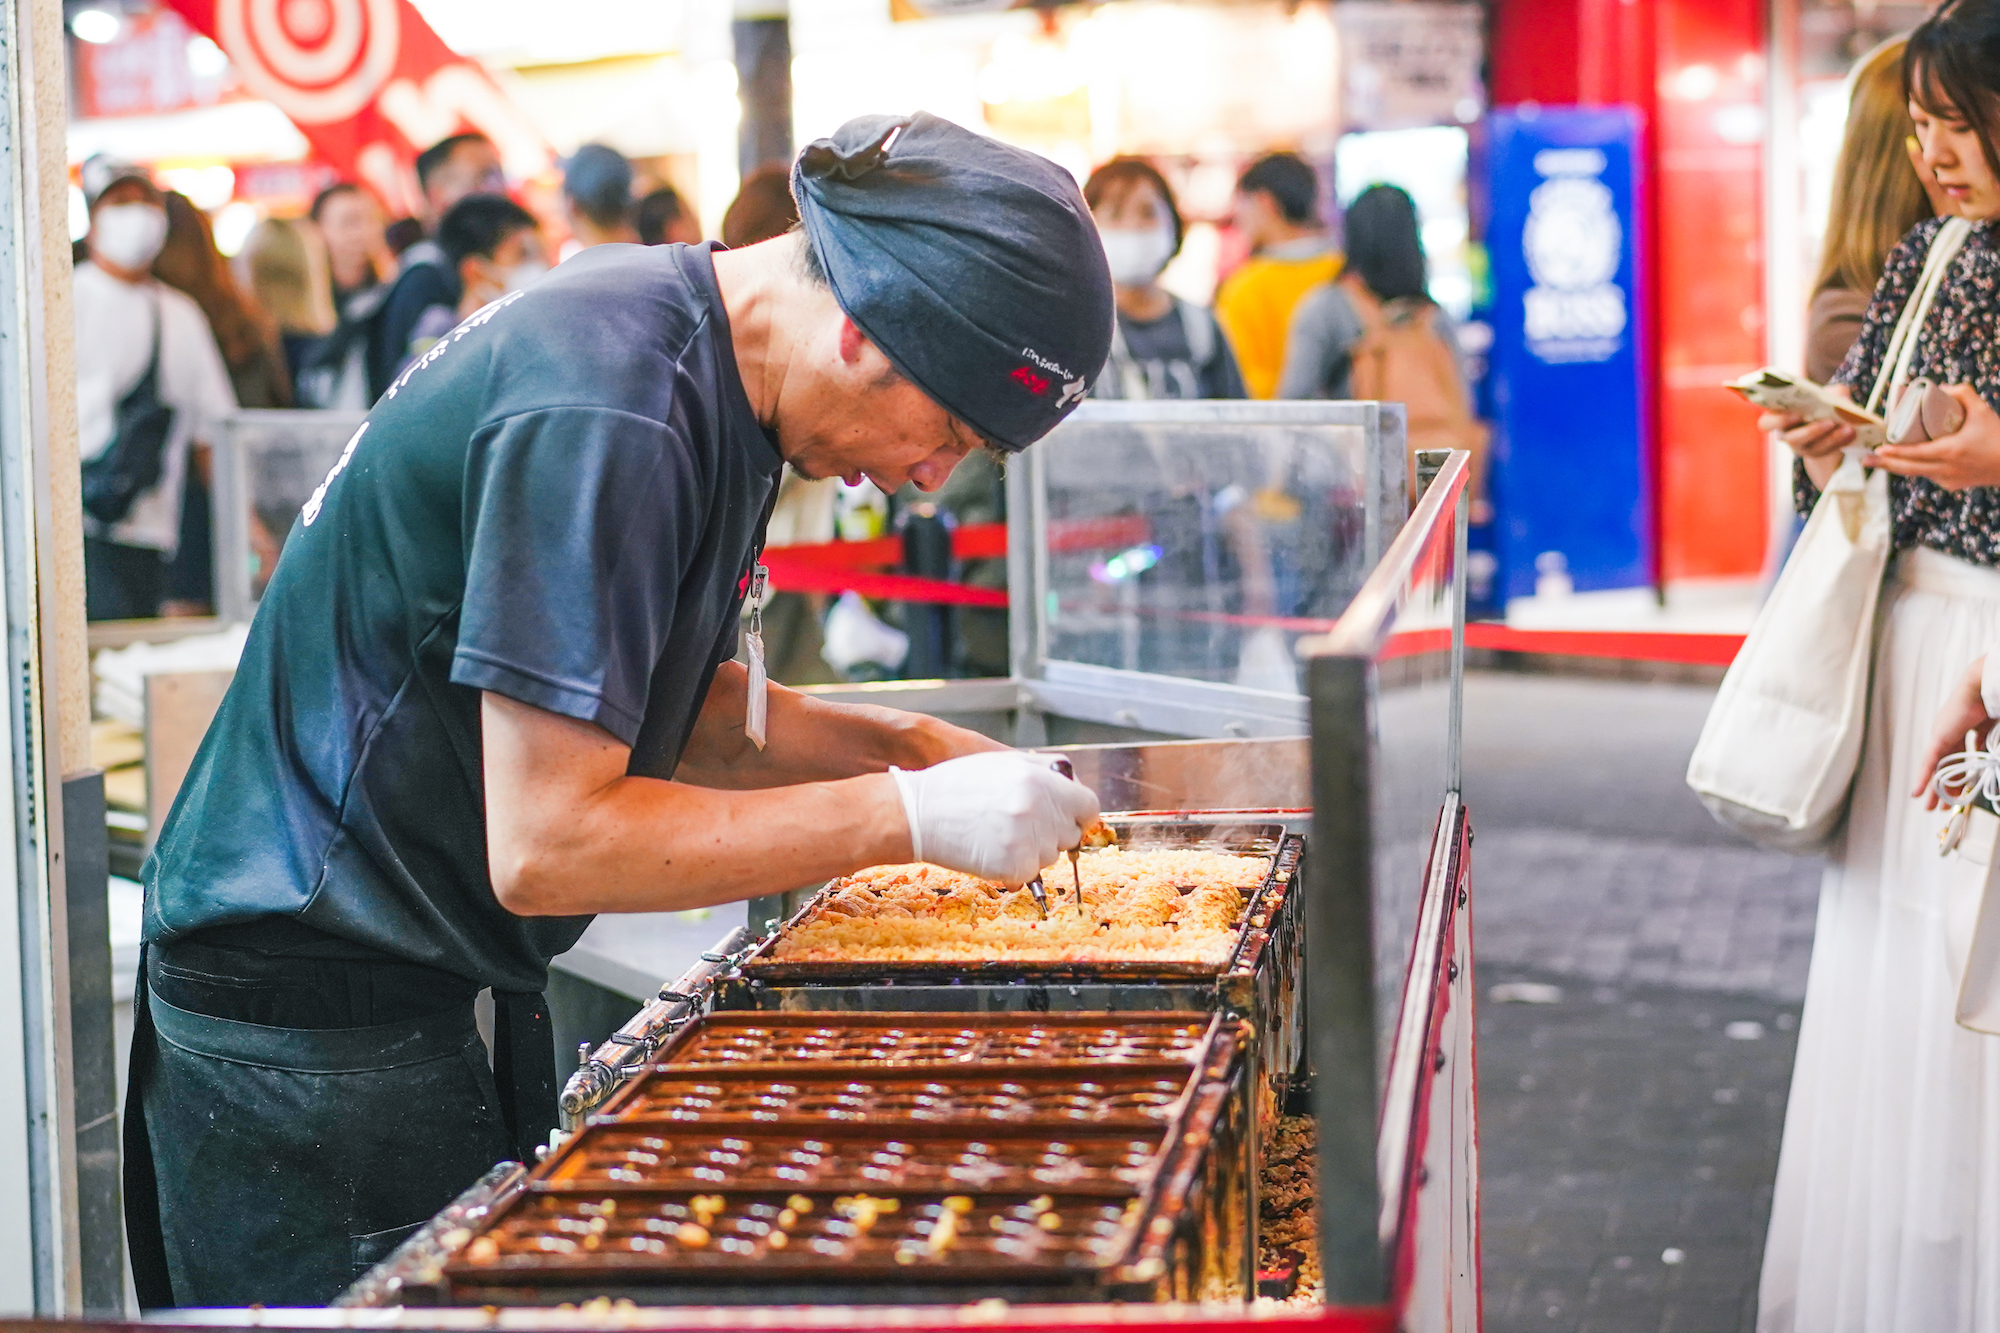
[1491,0,1769,581]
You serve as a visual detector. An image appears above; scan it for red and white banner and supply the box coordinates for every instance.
[161,0,549,216]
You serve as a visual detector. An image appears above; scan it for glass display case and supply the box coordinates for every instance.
[1025,401,1405,694]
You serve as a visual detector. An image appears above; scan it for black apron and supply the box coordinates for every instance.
[123,941,557,1308]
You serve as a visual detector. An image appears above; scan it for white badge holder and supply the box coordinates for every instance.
[745,564,769,751]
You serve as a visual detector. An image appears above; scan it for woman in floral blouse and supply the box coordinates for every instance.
[1757,1,2000,1327]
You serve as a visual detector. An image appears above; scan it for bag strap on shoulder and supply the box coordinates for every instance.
[1867,216,1973,416]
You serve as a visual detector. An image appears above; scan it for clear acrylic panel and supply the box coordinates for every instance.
[211,410,368,620]
[1026,402,1404,692]
[1300,450,1468,1302]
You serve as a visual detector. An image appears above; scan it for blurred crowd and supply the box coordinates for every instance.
[73,132,765,622]
[72,127,1484,627]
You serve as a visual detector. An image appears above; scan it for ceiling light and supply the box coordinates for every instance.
[71,9,122,44]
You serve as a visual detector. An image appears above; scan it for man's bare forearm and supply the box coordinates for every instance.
[674,661,1003,789]
[501,771,913,914]
[483,691,915,915]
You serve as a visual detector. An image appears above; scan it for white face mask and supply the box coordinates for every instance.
[91,202,169,272]
[1100,223,1175,287]
[501,258,549,294]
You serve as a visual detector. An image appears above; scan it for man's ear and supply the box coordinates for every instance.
[837,315,869,366]
[459,254,488,294]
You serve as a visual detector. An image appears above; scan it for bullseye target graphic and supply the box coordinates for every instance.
[216,0,402,126]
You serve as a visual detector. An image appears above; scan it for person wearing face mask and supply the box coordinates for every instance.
[72,160,238,621]
[400,194,548,367]
[1083,157,1245,401]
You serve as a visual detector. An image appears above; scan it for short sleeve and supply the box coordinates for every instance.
[450,407,700,745]
[1277,286,1360,400]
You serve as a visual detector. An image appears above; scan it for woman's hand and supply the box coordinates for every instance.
[1761,383,1856,491]
[1914,655,1994,809]
[1869,385,2000,491]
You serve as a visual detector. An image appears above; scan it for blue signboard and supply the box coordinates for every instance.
[1483,106,1651,604]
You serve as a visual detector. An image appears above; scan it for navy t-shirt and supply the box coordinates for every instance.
[145,243,783,992]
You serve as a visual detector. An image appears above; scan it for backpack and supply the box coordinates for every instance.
[1343,276,1489,503]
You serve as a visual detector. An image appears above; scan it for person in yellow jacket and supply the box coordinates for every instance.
[1214,152,1340,399]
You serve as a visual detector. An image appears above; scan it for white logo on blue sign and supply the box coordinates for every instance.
[1521,147,1627,364]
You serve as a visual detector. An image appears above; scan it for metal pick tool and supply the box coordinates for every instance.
[1024,756,1082,921]
[1050,758,1085,916]
[1026,873,1050,920]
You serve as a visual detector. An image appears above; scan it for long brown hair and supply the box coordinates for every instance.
[151,192,277,375]
[1815,39,1936,297]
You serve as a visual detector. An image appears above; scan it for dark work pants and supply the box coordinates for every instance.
[123,949,514,1308]
[84,535,166,621]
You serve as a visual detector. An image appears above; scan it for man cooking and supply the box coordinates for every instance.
[124,113,1113,1309]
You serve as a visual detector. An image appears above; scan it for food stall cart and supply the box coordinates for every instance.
[183,402,1475,1331]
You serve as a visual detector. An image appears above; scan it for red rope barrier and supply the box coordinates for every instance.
[759,523,1749,665]
[758,556,1009,607]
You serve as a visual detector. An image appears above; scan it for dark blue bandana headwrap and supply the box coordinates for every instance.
[791,112,1114,452]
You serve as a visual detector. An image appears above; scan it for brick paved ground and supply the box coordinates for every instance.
[1477,968,1801,1333]
[1475,831,1819,1004]
[1463,672,1823,1333]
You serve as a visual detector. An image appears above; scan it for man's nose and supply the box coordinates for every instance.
[908,449,962,494]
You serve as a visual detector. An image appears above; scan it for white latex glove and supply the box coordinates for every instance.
[888,752,1100,884]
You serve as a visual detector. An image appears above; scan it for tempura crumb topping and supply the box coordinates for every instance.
[771,849,1268,965]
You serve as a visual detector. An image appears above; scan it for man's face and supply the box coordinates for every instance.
[461,227,549,307]
[1231,188,1281,249]
[775,318,986,494]
[86,177,168,277]
[318,188,382,275]
[426,140,505,219]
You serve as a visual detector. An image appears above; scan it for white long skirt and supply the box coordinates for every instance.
[1761,548,2000,1333]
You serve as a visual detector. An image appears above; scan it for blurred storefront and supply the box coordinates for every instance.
[1482,0,1928,612]
[62,0,737,240]
[61,0,1912,615]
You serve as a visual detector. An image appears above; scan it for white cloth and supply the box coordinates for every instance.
[73,261,237,553]
[1982,650,2000,722]
[1760,547,2000,1333]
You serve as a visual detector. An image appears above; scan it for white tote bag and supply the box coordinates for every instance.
[1687,217,1971,853]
